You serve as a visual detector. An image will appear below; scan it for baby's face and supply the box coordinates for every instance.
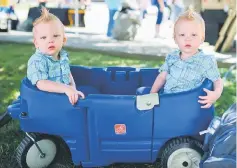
[33,20,66,58]
[174,19,204,56]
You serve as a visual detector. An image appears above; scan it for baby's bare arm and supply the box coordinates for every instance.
[213,78,223,99]
[69,73,76,89]
[37,80,85,105]
[150,71,167,93]
[36,80,70,93]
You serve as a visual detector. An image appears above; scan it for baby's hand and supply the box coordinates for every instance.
[64,87,85,105]
[198,88,220,108]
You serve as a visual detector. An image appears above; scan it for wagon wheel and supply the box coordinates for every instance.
[9,154,21,168]
[16,133,73,168]
[158,137,203,168]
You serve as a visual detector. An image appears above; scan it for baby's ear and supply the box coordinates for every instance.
[63,36,67,45]
[201,36,205,44]
[201,36,205,43]
[174,35,178,44]
[201,33,205,43]
[33,38,38,48]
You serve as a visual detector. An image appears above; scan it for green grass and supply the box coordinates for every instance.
[0,42,236,168]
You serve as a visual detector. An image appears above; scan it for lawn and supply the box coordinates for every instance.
[0,42,236,168]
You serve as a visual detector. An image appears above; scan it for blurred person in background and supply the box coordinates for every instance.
[170,0,184,21]
[152,0,167,38]
[0,3,19,30]
[112,0,141,41]
[137,0,150,19]
[78,0,91,27]
[105,0,121,37]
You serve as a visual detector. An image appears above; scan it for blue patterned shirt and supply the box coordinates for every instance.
[27,49,71,85]
[159,50,220,93]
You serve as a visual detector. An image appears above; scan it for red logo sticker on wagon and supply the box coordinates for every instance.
[114,124,126,135]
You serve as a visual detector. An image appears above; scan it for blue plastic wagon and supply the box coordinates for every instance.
[7,66,214,168]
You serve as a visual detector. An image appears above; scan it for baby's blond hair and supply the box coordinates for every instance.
[33,7,64,34]
[174,6,205,36]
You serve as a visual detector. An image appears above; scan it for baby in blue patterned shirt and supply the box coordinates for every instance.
[150,7,223,108]
[27,7,85,105]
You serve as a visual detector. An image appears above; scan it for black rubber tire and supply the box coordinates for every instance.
[15,133,73,168]
[159,137,203,168]
[153,159,162,168]
[9,155,21,168]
